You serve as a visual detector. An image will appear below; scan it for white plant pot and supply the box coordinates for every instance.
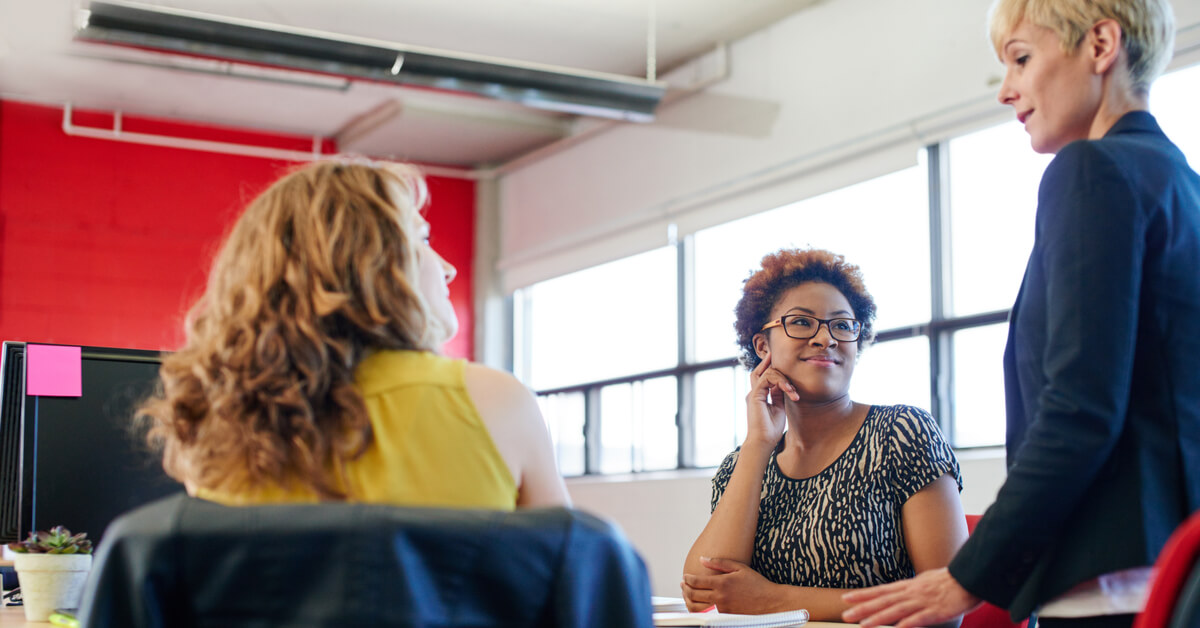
[13,553,92,622]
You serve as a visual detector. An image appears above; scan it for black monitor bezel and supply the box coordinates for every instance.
[1,341,172,544]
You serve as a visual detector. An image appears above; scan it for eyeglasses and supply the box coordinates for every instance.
[761,314,863,342]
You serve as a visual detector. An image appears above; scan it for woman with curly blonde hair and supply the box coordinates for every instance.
[138,160,568,509]
[681,248,966,622]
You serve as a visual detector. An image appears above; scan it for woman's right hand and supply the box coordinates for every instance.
[745,352,794,449]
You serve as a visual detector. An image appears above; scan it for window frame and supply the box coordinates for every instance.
[521,61,1200,475]
[524,138,1013,476]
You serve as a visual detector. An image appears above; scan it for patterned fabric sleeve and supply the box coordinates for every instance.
[885,405,962,503]
[709,448,741,513]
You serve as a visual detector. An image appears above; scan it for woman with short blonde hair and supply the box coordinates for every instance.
[843,0,1200,626]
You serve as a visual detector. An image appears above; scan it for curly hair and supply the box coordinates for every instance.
[734,248,877,370]
[137,160,439,500]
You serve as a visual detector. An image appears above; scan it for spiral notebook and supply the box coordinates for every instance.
[652,596,689,612]
[652,608,809,627]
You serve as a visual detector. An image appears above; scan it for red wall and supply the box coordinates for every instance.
[0,101,474,358]
[424,166,476,359]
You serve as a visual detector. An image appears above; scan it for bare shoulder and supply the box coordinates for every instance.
[461,362,537,417]
[460,362,569,507]
[461,363,547,446]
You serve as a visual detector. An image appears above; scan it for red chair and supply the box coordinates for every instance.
[960,515,1030,628]
[1134,510,1200,628]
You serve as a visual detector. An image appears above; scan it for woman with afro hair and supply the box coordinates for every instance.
[681,248,967,622]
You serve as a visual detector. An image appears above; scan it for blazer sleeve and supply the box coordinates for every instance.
[948,141,1146,607]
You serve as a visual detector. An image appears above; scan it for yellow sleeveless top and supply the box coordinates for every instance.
[197,350,519,510]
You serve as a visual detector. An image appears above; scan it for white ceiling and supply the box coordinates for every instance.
[0,0,823,169]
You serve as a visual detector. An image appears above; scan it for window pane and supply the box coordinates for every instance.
[599,376,678,473]
[693,158,929,362]
[693,366,750,468]
[850,336,931,411]
[525,247,677,390]
[537,392,586,476]
[949,122,1051,316]
[952,324,1008,448]
[1154,63,1200,168]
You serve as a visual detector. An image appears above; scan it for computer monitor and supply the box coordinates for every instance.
[0,341,184,545]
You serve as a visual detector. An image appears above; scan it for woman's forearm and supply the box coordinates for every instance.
[729,583,854,619]
[770,584,855,621]
[684,442,774,575]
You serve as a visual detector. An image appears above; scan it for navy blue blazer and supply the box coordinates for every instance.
[947,112,1200,620]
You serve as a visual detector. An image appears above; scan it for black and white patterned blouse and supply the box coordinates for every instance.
[710,404,961,589]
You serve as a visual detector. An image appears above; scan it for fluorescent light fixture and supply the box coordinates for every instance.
[75,1,667,122]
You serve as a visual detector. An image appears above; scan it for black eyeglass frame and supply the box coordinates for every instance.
[760,314,864,342]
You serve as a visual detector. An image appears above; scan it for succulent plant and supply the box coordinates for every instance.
[6,526,93,554]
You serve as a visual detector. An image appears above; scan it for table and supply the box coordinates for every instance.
[0,606,872,627]
[0,606,876,627]
[0,606,35,626]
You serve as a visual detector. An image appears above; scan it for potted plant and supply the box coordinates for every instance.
[7,526,93,622]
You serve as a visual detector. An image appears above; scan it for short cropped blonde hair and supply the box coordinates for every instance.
[988,0,1175,94]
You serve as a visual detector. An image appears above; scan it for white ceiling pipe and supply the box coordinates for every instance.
[60,103,483,180]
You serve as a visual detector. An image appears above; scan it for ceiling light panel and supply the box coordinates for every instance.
[76,0,666,121]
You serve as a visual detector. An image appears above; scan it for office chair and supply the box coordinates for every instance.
[1135,510,1200,628]
[76,494,653,628]
[960,514,1029,628]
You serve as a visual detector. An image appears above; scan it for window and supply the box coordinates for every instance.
[692,160,930,363]
[518,246,677,475]
[518,145,1034,475]
[947,122,1049,317]
[1153,63,1200,165]
[516,61,1200,476]
[598,377,678,473]
[951,323,1008,448]
[943,121,1050,447]
[692,366,748,468]
[537,392,586,476]
[850,336,930,411]
[519,246,677,391]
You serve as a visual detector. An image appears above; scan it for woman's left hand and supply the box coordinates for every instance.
[680,557,784,614]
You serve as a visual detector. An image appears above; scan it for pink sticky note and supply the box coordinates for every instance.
[26,344,82,397]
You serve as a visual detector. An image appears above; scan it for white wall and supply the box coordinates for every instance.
[567,450,1007,597]
[499,0,1002,285]
[497,0,1200,287]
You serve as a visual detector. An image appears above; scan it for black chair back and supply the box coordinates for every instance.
[78,494,653,628]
